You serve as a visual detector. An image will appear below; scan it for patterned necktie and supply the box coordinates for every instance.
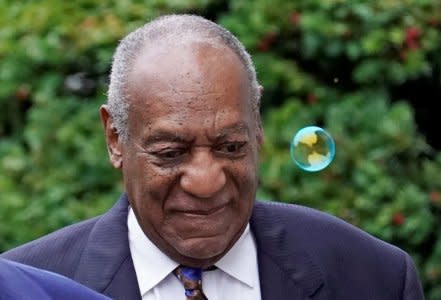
[174,266,208,300]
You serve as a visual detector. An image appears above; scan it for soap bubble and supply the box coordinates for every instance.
[290,126,335,172]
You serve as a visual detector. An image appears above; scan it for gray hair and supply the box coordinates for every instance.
[107,14,261,142]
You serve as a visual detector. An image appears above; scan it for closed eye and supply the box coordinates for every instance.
[215,141,247,157]
[154,148,188,160]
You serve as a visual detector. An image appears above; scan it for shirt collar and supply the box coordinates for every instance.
[214,224,257,288]
[128,208,178,296]
[128,207,258,296]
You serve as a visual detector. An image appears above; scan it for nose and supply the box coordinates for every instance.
[180,149,227,198]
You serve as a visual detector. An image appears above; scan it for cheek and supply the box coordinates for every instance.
[230,159,259,209]
[124,153,174,190]
[123,156,177,220]
[237,149,260,186]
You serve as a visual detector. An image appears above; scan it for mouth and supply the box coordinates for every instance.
[175,203,228,216]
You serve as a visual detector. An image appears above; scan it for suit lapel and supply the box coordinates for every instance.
[251,201,325,300]
[73,194,141,299]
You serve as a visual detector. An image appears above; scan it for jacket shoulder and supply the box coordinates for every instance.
[253,200,402,255]
[251,200,422,298]
[1,216,100,278]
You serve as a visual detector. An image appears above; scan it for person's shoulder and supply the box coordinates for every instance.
[1,216,100,276]
[2,194,129,277]
[0,258,110,300]
[3,215,100,255]
[253,200,407,260]
[252,201,424,298]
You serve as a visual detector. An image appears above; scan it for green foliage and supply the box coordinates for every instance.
[1,0,441,298]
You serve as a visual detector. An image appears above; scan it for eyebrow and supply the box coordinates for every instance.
[213,122,250,140]
[141,131,190,146]
[141,121,251,146]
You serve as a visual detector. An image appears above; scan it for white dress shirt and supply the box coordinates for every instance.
[128,208,261,300]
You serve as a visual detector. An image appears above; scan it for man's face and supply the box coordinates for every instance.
[107,41,262,267]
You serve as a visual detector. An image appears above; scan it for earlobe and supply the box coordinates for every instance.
[99,105,123,169]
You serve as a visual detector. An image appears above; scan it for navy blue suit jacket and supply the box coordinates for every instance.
[0,258,110,300]
[2,194,424,299]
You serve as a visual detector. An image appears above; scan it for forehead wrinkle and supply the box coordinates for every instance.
[165,83,225,98]
[132,82,224,103]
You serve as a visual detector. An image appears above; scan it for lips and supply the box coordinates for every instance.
[174,203,228,216]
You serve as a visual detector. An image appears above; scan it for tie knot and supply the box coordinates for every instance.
[175,266,202,281]
[174,266,208,300]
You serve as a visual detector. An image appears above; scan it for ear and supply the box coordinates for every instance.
[99,105,123,169]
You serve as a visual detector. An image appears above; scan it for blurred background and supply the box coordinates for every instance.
[1,0,441,298]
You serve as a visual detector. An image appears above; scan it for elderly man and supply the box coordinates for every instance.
[0,258,111,299]
[2,14,423,300]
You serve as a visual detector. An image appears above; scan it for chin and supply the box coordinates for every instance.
[176,236,230,261]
